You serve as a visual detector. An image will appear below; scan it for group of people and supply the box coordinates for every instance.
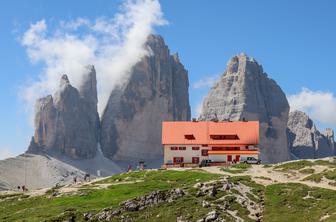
[17,185,28,192]
[73,173,91,184]
[126,161,146,172]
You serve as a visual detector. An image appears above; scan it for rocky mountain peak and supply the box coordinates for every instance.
[288,110,335,159]
[27,70,100,159]
[226,53,260,75]
[146,34,169,60]
[100,34,190,161]
[147,34,165,46]
[172,53,180,62]
[79,65,98,107]
[324,128,334,138]
[60,74,70,87]
[35,95,53,111]
[199,54,290,163]
[288,110,313,129]
[27,34,190,163]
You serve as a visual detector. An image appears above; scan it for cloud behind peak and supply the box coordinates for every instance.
[20,0,167,118]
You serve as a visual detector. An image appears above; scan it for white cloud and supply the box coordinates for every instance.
[0,147,15,160]
[288,88,336,126]
[192,75,219,89]
[20,0,167,116]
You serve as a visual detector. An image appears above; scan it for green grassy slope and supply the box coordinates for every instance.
[1,160,336,222]
[0,170,220,221]
[264,183,336,222]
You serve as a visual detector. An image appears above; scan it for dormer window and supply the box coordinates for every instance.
[184,134,195,140]
[210,135,239,140]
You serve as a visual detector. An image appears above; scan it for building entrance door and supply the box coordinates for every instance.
[227,155,232,162]
[235,155,240,162]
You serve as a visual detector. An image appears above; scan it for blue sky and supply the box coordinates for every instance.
[1,0,336,159]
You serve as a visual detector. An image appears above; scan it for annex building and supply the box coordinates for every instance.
[162,121,259,166]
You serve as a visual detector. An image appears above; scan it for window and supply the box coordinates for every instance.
[173,157,184,164]
[170,147,178,150]
[179,147,186,150]
[212,147,240,151]
[192,147,200,150]
[192,157,200,164]
[210,135,239,140]
[184,134,195,140]
[212,147,227,151]
[201,149,208,156]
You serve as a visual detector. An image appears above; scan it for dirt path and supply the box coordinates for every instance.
[199,165,336,191]
[22,177,144,197]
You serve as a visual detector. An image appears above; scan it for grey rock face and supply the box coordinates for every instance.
[100,35,191,161]
[92,188,185,220]
[199,53,290,163]
[27,66,100,159]
[287,110,335,159]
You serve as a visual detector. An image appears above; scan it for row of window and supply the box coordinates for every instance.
[212,147,240,151]
[173,157,200,164]
[171,147,252,151]
[172,155,244,164]
[170,147,200,151]
[184,134,240,140]
[210,135,239,140]
[170,147,208,156]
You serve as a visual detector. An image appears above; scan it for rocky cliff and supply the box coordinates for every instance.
[100,35,191,161]
[199,53,290,163]
[287,110,335,159]
[27,66,100,159]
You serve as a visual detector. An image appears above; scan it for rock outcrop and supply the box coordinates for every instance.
[100,35,191,161]
[199,53,290,163]
[89,176,263,222]
[91,188,185,220]
[287,110,335,159]
[27,66,100,159]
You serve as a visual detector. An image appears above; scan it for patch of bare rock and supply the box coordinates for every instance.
[88,188,185,221]
[84,177,263,222]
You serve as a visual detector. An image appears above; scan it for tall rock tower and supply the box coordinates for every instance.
[199,53,290,163]
[27,66,100,159]
[100,35,191,161]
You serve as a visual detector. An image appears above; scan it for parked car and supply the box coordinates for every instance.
[199,159,212,167]
[241,157,261,164]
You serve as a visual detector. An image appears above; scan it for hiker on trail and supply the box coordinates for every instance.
[22,185,27,192]
[127,165,132,172]
[73,176,77,184]
[84,173,90,182]
[138,161,146,171]
[17,186,21,191]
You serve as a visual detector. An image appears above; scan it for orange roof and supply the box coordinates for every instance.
[162,121,259,146]
[208,150,259,155]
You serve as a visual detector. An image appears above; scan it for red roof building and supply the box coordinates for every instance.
[162,121,260,165]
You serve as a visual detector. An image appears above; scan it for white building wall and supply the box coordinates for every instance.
[209,154,259,162]
[164,145,259,164]
[164,145,210,164]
